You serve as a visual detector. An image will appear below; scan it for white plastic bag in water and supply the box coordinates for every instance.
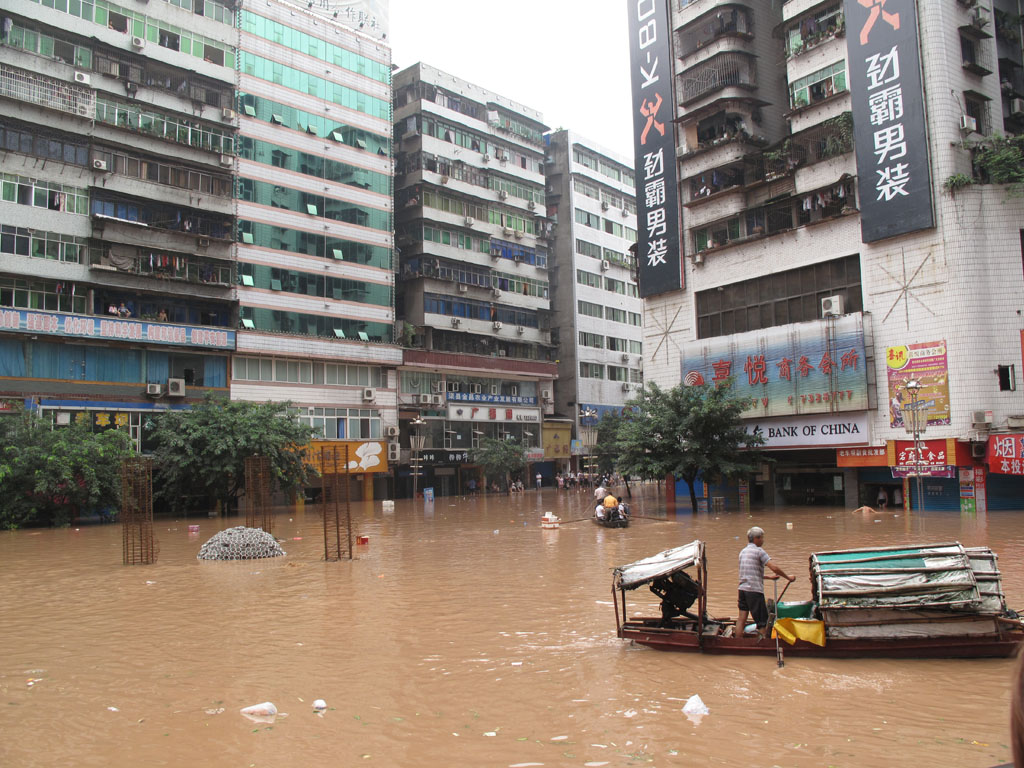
[682,694,709,716]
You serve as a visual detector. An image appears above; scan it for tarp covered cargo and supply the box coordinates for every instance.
[613,541,703,591]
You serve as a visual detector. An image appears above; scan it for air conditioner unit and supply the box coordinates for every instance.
[132,36,145,48]
[167,378,186,396]
[517,325,525,334]
[601,200,610,210]
[1008,415,1024,429]
[1011,98,1024,117]
[541,389,552,401]
[92,159,108,171]
[493,321,503,330]
[960,114,978,132]
[464,217,475,227]
[693,252,704,265]
[622,382,631,392]
[387,442,400,462]
[74,71,91,85]
[497,350,507,357]
[492,288,501,298]
[499,190,508,200]
[362,387,376,401]
[451,317,461,327]
[621,208,629,217]
[386,425,400,438]
[514,230,523,239]
[527,200,536,210]
[458,283,468,293]
[221,108,236,120]
[621,353,630,362]
[482,154,491,163]
[125,81,138,93]
[219,154,233,167]
[418,393,431,405]
[600,260,610,271]
[821,295,844,317]
[441,175,449,184]
[431,394,444,406]
[972,410,993,427]
[971,442,987,459]
[146,383,162,396]
[503,227,514,236]
[197,237,210,247]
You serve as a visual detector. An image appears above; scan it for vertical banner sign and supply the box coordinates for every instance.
[844,0,934,242]
[628,0,683,297]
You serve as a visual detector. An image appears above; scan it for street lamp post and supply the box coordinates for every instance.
[905,379,924,512]
[410,416,426,500]
[579,407,598,485]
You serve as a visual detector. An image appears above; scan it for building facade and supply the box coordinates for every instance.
[544,129,642,473]
[392,63,556,496]
[0,0,239,441]
[232,0,400,499]
[635,0,1024,510]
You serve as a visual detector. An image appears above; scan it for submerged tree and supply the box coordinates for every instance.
[146,395,317,514]
[471,436,526,493]
[0,413,134,529]
[616,381,765,511]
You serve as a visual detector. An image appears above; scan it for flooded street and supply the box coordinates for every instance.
[2,487,1022,768]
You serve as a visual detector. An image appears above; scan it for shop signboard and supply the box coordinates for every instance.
[0,309,235,349]
[745,411,870,449]
[307,440,387,473]
[885,340,951,428]
[447,405,539,423]
[987,434,1024,475]
[542,424,571,459]
[836,446,888,467]
[888,438,955,478]
[682,314,869,418]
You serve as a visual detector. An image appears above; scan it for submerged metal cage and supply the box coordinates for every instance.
[121,456,157,565]
[320,444,352,561]
[244,455,274,533]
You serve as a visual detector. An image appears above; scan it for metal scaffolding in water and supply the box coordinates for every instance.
[320,444,352,561]
[244,455,274,533]
[121,456,157,565]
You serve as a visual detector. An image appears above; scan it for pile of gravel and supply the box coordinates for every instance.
[197,526,286,560]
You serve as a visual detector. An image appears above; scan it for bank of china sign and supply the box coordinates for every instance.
[680,313,869,418]
[627,0,683,297]
[845,0,934,242]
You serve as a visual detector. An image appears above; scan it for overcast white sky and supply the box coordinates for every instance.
[386,0,635,160]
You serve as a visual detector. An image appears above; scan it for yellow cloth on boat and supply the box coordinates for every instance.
[772,618,826,647]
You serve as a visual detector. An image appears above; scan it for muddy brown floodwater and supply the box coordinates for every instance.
[2,486,1022,768]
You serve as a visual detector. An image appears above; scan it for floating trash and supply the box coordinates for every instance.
[197,526,285,560]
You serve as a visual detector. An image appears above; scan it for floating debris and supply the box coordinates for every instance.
[197,527,285,560]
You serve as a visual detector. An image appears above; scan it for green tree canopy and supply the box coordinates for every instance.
[0,414,134,529]
[615,381,765,511]
[471,436,526,492]
[593,410,625,478]
[146,395,317,514]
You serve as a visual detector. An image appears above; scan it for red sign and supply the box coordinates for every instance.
[988,434,1024,475]
[836,446,887,467]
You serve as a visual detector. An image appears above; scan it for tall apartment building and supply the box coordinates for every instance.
[635,0,1024,510]
[232,0,399,499]
[0,0,239,442]
[544,130,642,472]
[392,63,556,496]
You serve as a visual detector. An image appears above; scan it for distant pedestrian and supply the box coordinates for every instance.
[535,472,542,490]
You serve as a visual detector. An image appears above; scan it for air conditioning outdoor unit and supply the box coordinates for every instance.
[601,201,610,210]
[74,71,91,85]
[971,442,987,459]
[621,353,630,362]
[499,190,508,200]
[221,108,236,120]
[492,288,501,298]
[960,114,978,132]
[693,252,704,265]
[1008,415,1024,429]
[821,295,844,317]
[493,321,503,330]
[451,317,461,327]
[600,260,610,271]
[387,442,400,462]
[431,394,444,406]
[92,159,108,171]
[146,383,162,396]
[418,394,431,405]
[541,389,552,401]
[125,81,138,93]
[622,382,631,392]
[527,201,536,210]
[464,217,475,226]
[167,378,186,396]
[972,410,993,428]
[458,283,468,293]
[363,387,376,401]
[1011,98,1024,117]
[497,350,507,356]
[386,425,400,438]
[517,325,525,334]
[482,154,491,163]
[503,227,514,236]
[197,237,210,247]
[440,175,449,184]
[621,208,629,217]
[514,230,523,239]
[132,36,145,48]
[219,154,233,167]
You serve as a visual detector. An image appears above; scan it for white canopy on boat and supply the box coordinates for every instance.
[613,541,704,591]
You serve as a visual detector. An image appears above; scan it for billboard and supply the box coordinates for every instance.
[680,314,869,418]
[844,0,934,242]
[885,340,951,429]
[627,0,683,297]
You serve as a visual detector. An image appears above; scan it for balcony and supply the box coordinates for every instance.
[0,62,95,120]
[680,51,757,106]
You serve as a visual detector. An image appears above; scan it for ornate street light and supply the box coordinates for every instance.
[410,415,426,500]
[905,379,924,511]
[579,407,598,484]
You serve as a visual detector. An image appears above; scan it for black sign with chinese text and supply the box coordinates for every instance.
[627,0,683,296]
[845,0,934,242]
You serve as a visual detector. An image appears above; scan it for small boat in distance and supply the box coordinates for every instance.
[593,502,630,528]
[612,541,1024,659]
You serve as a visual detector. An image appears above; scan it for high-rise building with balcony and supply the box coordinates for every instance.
[543,130,641,473]
[0,0,239,442]
[637,0,1024,511]
[392,63,555,496]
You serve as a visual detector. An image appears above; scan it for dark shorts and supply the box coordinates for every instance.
[737,590,769,628]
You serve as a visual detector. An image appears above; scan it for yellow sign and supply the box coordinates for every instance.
[306,440,388,474]
[543,423,571,459]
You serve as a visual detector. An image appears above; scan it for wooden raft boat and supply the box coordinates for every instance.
[612,541,1024,659]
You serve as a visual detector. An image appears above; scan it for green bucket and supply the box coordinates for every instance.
[776,600,815,619]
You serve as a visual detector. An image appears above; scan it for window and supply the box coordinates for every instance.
[575,208,601,229]
[579,331,604,349]
[789,61,846,109]
[999,365,1016,391]
[580,362,604,379]
[607,365,629,382]
[576,239,602,259]
[578,300,603,319]
[576,269,602,288]
[964,94,986,134]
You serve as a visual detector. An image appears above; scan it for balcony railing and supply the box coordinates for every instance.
[0,63,95,120]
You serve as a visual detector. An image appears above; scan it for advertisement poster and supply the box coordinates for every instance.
[885,341,951,429]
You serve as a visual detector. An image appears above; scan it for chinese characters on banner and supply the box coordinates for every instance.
[680,313,869,418]
[542,425,571,459]
[627,0,682,297]
[844,0,934,242]
[885,340,951,429]
[890,439,954,478]
[988,434,1024,475]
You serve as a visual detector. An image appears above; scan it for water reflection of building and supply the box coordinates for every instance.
[635,0,1024,511]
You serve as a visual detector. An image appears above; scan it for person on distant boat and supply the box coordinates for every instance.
[736,526,796,640]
